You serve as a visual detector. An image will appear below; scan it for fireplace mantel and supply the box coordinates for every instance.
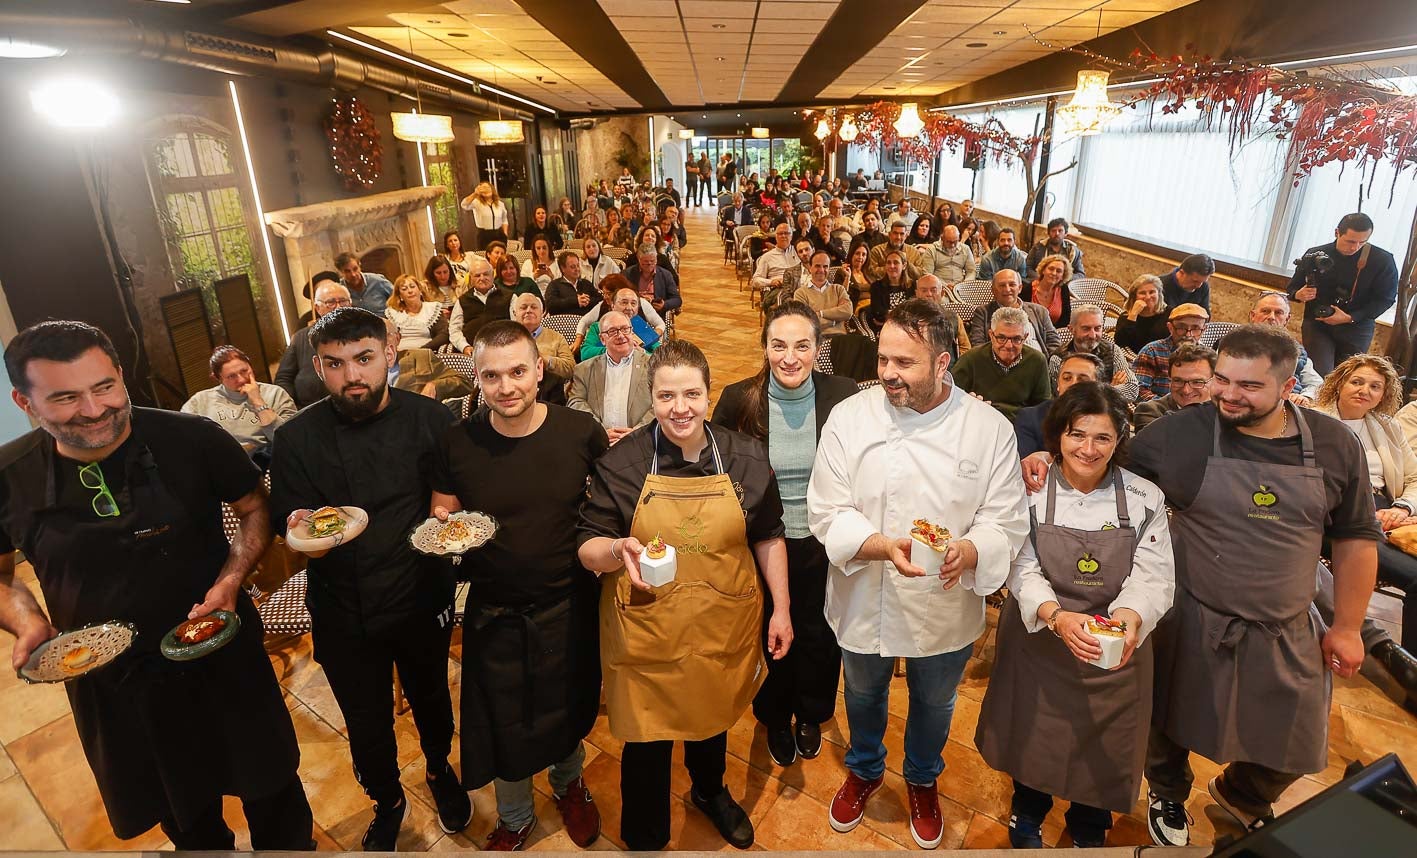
[265,186,446,238]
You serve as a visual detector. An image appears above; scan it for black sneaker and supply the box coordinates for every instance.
[1007,812,1043,848]
[1068,825,1107,848]
[794,720,822,759]
[690,787,754,849]
[1146,791,1190,847]
[766,725,797,767]
[426,762,472,834]
[362,793,406,852]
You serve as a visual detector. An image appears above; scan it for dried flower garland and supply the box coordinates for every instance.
[324,96,383,191]
[840,100,1041,164]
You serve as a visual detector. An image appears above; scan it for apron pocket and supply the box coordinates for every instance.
[614,585,693,667]
[682,580,759,660]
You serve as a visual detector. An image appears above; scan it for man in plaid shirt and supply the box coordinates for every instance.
[1133,303,1209,401]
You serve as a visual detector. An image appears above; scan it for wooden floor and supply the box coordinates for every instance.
[1,206,1414,852]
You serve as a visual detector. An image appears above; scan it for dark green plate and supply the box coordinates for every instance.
[160,610,240,662]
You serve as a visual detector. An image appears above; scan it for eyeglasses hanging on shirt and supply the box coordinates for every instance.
[78,462,121,517]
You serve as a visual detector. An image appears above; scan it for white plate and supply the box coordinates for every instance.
[19,621,137,684]
[410,511,498,563]
[285,506,369,554]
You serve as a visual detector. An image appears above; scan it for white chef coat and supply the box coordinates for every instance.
[1006,467,1175,644]
[808,381,1029,657]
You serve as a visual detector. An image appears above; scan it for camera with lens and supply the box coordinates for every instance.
[1293,249,1339,318]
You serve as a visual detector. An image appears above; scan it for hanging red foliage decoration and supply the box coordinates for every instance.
[842,100,1041,165]
[324,96,383,191]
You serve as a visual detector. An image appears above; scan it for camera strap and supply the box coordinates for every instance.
[1347,243,1371,303]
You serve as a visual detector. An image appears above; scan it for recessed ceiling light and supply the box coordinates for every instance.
[712,23,726,29]
[966,42,988,48]
[427,18,441,23]
[993,30,1007,35]
[716,56,724,61]
[447,32,468,37]
[883,86,896,91]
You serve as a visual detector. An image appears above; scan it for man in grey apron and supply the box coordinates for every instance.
[1125,325,1379,846]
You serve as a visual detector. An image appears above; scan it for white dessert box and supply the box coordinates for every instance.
[1088,626,1127,670]
[639,544,677,587]
[909,535,949,576]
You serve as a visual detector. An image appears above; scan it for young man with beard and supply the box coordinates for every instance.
[807,300,1028,848]
[430,321,609,850]
[269,308,470,849]
[0,321,312,849]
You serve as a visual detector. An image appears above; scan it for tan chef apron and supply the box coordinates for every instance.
[976,465,1152,812]
[1155,403,1330,774]
[599,425,766,743]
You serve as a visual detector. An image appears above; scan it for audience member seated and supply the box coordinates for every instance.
[582,237,623,287]
[386,274,449,351]
[602,208,635,250]
[1133,303,1209,401]
[906,214,934,246]
[453,256,514,355]
[888,197,919,231]
[959,217,986,259]
[967,270,1061,355]
[919,224,977,285]
[567,310,653,444]
[335,251,394,314]
[623,244,682,314]
[296,268,342,327]
[575,274,665,346]
[581,286,663,359]
[792,249,853,336]
[866,221,924,282]
[810,217,846,266]
[1025,217,1086,281]
[276,278,350,407]
[977,226,1030,282]
[751,223,801,296]
[425,254,466,315]
[933,201,956,230]
[1160,253,1215,313]
[1248,291,1322,405]
[523,205,564,252]
[791,211,815,247]
[821,197,851,235]
[835,242,872,310]
[544,251,598,315]
[866,249,916,334]
[1131,343,1215,432]
[1023,253,1074,326]
[633,226,678,279]
[848,211,887,258]
[182,345,295,470]
[484,240,509,273]
[952,305,1053,422]
[854,197,882,231]
[1048,303,1138,402]
[914,274,970,360]
[521,235,561,292]
[385,317,470,401]
[1014,352,1101,457]
[1114,274,1170,353]
[441,230,473,285]
[495,254,538,298]
[511,292,575,379]
[720,192,754,234]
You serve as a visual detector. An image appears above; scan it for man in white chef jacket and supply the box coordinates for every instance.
[808,299,1029,850]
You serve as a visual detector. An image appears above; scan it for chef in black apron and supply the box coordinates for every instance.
[0,321,310,849]
[430,321,608,851]
[1124,325,1379,846]
[976,383,1175,849]
[268,308,469,850]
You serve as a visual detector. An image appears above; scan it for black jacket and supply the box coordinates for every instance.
[458,285,515,346]
[1013,399,1054,458]
[712,371,859,440]
[1286,240,1399,324]
[274,327,325,408]
[544,277,596,315]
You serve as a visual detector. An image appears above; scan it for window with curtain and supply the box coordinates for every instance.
[424,141,461,238]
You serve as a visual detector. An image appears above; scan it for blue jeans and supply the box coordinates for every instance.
[493,743,585,830]
[841,645,973,784]
[1301,317,1376,377]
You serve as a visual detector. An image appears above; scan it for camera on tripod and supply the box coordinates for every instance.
[1294,249,1339,318]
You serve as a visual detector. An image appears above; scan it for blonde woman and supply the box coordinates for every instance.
[386,274,449,350]
[460,181,509,249]
[1114,274,1169,353]
[1024,253,1074,326]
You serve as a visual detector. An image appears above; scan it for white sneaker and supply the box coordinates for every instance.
[1146,790,1190,846]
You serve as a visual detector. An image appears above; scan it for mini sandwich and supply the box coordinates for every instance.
[1087,615,1128,670]
[909,518,952,573]
[61,644,95,673]
[306,506,347,539]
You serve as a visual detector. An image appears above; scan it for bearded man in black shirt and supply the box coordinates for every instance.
[269,308,470,849]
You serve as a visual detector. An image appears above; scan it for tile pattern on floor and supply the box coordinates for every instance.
[0,207,1412,851]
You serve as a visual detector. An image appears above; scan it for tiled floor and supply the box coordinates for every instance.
[0,206,1414,852]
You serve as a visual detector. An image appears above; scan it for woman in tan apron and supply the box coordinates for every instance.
[977,384,1175,848]
[578,339,794,851]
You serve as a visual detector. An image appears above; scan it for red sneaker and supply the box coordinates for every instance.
[906,780,943,849]
[829,771,884,833]
[485,818,536,851]
[553,777,602,848]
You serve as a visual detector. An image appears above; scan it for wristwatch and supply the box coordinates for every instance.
[1045,606,1064,637]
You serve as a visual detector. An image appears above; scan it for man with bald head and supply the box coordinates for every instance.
[913,274,970,360]
[1250,292,1322,405]
[920,224,977,286]
[568,310,653,444]
[453,255,513,355]
[966,269,1059,355]
[512,292,575,379]
[275,278,352,407]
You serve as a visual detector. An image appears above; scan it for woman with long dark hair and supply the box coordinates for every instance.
[907,214,934,245]
[866,249,916,333]
[442,230,472,284]
[713,302,858,768]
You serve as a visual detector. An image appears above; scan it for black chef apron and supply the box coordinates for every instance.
[28,437,298,839]
[458,574,601,789]
[976,465,1152,812]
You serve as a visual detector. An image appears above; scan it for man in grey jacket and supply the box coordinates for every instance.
[967,270,1059,355]
[918,225,977,285]
[566,311,653,444]
[976,228,1029,282]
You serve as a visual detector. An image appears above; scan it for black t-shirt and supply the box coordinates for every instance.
[432,404,608,606]
[1129,402,1380,542]
[577,421,785,547]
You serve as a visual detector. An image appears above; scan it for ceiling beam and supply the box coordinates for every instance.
[514,0,671,111]
[777,0,930,103]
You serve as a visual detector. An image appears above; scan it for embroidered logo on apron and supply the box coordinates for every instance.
[1074,552,1104,585]
[676,515,710,554]
[1249,483,1280,521]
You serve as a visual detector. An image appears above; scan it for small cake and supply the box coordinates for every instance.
[61,645,95,674]
[639,533,677,587]
[1086,616,1128,670]
[908,518,952,575]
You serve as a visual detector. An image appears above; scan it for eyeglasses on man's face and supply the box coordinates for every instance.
[316,296,352,309]
[602,325,633,339]
[1171,377,1213,390]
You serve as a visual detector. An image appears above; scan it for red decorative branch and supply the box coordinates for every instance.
[324,96,383,191]
[843,100,1041,165]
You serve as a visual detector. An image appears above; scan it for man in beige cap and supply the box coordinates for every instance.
[1132,302,1209,401]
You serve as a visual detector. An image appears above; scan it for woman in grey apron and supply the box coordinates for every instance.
[977,383,1175,848]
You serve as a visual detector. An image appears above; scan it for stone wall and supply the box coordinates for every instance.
[574,116,650,187]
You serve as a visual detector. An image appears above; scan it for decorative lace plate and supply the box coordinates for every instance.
[19,621,136,684]
[410,511,498,565]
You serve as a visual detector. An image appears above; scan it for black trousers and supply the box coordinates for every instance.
[159,773,313,850]
[1146,725,1300,818]
[752,535,841,728]
[619,732,727,850]
[314,607,456,804]
[1012,779,1111,838]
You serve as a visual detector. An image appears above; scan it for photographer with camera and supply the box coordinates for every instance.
[1287,212,1398,376]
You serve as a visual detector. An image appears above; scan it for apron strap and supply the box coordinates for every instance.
[1111,466,1132,529]
[650,424,724,476]
[1211,401,1316,467]
[1043,464,1060,526]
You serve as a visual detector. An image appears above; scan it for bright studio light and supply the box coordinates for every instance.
[0,37,66,58]
[30,78,120,128]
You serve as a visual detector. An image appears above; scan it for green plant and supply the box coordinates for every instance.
[612,131,650,179]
